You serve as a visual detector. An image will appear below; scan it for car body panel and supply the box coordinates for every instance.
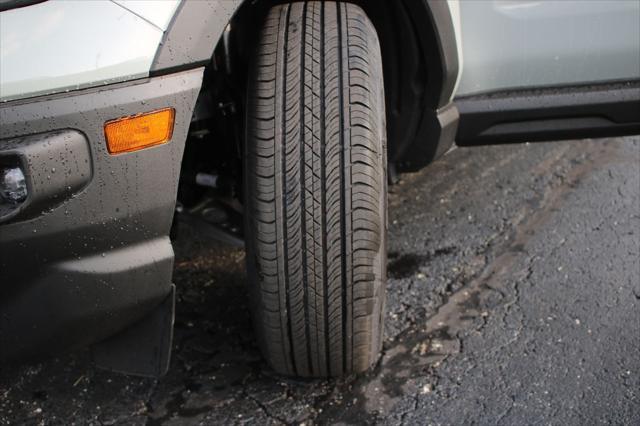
[111,0,181,31]
[0,0,168,102]
[447,0,464,98]
[456,0,640,96]
[3,0,638,102]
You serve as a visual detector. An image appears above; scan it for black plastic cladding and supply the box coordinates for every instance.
[456,81,640,145]
[0,68,203,362]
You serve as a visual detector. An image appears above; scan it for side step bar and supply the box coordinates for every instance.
[455,81,640,146]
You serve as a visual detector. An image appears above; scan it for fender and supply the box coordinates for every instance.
[151,0,243,74]
[0,0,175,102]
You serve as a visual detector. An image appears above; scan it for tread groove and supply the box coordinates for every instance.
[337,1,349,374]
[300,1,313,377]
[319,0,331,377]
[281,3,297,376]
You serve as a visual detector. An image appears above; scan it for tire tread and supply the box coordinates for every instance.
[246,1,386,377]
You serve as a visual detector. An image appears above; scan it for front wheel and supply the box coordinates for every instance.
[245,1,387,377]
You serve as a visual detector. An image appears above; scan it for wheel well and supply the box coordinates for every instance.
[356,0,455,169]
[226,0,456,167]
[177,0,457,213]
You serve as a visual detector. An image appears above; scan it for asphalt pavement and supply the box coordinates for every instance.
[1,136,638,425]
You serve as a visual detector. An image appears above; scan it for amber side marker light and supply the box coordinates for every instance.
[104,108,175,154]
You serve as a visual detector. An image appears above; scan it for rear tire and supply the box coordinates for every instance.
[245,1,387,377]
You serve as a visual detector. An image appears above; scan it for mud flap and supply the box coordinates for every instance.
[91,285,175,377]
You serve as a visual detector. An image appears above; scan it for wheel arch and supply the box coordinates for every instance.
[361,0,461,171]
[152,0,460,172]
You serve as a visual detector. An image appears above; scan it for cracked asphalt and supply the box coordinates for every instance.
[1,136,639,425]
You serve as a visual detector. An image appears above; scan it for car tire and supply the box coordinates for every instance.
[245,1,387,377]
